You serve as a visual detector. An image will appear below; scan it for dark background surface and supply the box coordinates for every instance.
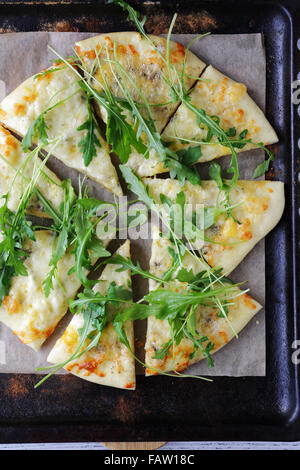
[0,0,299,443]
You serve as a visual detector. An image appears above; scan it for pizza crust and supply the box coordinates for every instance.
[47,240,136,390]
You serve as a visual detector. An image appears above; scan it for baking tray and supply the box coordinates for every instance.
[0,0,299,443]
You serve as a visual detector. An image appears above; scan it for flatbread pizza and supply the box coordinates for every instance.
[162,65,278,162]
[76,32,206,176]
[47,240,136,390]
[0,1,285,388]
[0,230,111,351]
[144,226,262,375]
[143,177,284,274]
[0,66,122,196]
[0,125,64,217]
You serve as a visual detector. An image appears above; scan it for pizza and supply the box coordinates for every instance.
[143,177,284,274]
[76,32,206,132]
[144,226,262,375]
[76,34,277,178]
[0,230,111,351]
[0,65,122,196]
[162,65,278,162]
[76,32,206,176]
[0,125,64,217]
[0,1,286,388]
[47,240,135,389]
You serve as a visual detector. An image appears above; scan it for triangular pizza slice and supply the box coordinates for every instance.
[0,65,122,196]
[162,65,278,163]
[0,125,64,217]
[144,177,284,274]
[145,226,262,375]
[76,32,206,176]
[0,230,111,351]
[47,240,136,390]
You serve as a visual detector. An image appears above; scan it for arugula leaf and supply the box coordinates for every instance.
[119,165,155,208]
[34,67,65,79]
[176,145,202,167]
[253,146,274,178]
[107,1,147,37]
[42,180,75,296]
[209,162,224,190]
[0,197,36,304]
[175,267,197,284]
[77,94,101,166]
[99,253,163,283]
[183,327,215,367]
[69,189,111,287]
[152,340,173,360]
[104,94,148,163]
[208,162,241,224]
[22,113,49,152]
[78,80,147,164]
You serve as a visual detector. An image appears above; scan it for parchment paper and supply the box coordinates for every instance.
[0,32,266,376]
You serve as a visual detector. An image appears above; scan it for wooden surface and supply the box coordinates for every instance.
[103,442,167,450]
[0,442,299,450]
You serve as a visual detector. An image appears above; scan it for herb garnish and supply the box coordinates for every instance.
[35,281,132,387]
[110,0,275,181]
[77,90,102,166]
[0,145,53,304]
[38,180,111,296]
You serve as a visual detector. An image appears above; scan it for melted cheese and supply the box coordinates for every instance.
[0,66,122,196]
[145,226,262,375]
[162,65,278,161]
[0,126,64,217]
[47,240,136,389]
[143,178,284,274]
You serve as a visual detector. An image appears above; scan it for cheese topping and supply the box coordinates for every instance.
[0,67,122,196]
[145,226,262,375]
[47,240,136,390]
[0,126,64,217]
[162,65,278,162]
[76,33,206,177]
[0,230,111,351]
[143,178,285,274]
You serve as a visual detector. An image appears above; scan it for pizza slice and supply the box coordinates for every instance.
[144,226,262,375]
[0,125,64,217]
[76,32,206,175]
[143,177,284,274]
[162,65,278,162]
[47,240,135,390]
[0,230,111,351]
[0,65,122,196]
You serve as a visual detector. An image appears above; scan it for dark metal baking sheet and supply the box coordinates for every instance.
[0,0,299,443]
